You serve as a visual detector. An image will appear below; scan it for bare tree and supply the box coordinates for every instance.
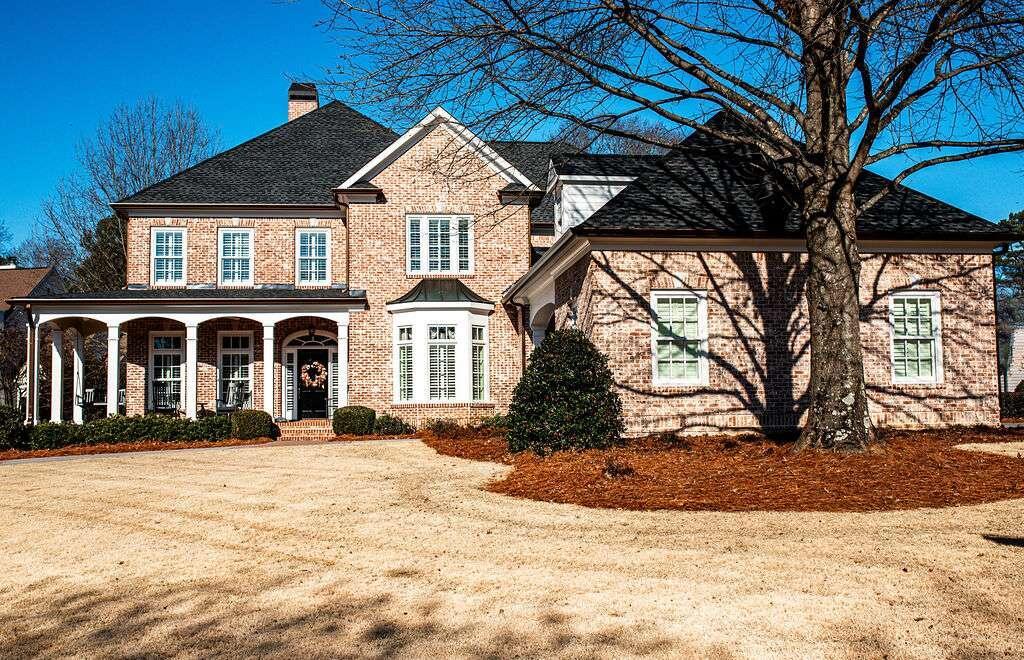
[30,97,218,291]
[323,0,1024,450]
[556,116,682,155]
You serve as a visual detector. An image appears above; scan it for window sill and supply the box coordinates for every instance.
[405,272,474,279]
[391,401,496,408]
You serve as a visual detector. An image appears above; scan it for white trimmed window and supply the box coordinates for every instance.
[890,292,942,383]
[218,229,253,285]
[406,215,472,274]
[296,229,330,285]
[651,290,708,386]
[218,332,253,407]
[397,326,413,401]
[151,228,186,285]
[428,325,457,400]
[472,325,487,401]
[149,333,184,411]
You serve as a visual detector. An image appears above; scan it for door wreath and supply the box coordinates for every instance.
[300,361,328,389]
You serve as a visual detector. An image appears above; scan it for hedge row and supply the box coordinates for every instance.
[332,406,415,435]
[0,408,277,452]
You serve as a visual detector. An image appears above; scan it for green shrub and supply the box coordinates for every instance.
[24,413,236,451]
[374,413,414,435]
[333,405,376,435]
[507,329,623,454]
[231,409,276,439]
[422,418,465,438]
[0,406,28,450]
[1000,392,1024,418]
[187,415,232,441]
[476,414,509,432]
[29,422,86,450]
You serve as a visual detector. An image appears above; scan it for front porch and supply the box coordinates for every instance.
[17,290,366,424]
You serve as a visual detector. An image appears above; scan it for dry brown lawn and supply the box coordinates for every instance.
[1,439,1023,658]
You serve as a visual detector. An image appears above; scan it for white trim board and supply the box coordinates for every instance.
[337,107,537,190]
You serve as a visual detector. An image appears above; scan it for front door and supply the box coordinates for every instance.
[297,349,329,419]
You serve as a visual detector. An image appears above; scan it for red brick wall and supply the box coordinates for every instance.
[345,125,531,425]
[126,217,346,287]
[555,250,999,435]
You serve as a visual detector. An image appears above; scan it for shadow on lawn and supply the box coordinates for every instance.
[1,573,679,657]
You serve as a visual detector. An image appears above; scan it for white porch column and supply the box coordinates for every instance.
[26,322,40,424]
[49,329,63,423]
[336,320,349,408]
[72,331,85,424]
[185,324,198,419]
[106,324,119,417]
[263,325,275,416]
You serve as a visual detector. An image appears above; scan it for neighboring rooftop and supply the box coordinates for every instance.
[0,267,55,312]
[387,278,493,307]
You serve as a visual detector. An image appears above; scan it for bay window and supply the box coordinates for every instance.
[388,308,490,403]
[407,215,472,274]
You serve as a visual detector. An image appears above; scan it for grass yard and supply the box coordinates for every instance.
[1,438,1023,657]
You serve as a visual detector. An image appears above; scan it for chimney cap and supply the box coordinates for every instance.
[288,82,318,101]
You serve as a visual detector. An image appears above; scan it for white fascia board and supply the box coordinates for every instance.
[384,300,495,314]
[337,106,537,190]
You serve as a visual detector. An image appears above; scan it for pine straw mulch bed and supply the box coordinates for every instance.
[421,427,1024,512]
[0,437,273,462]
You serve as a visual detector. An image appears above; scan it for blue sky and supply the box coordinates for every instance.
[1,0,1023,248]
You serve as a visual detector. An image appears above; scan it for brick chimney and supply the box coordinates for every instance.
[288,82,319,121]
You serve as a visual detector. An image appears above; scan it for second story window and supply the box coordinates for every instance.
[152,228,186,286]
[407,215,472,275]
[219,229,253,286]
[296,229,330,286]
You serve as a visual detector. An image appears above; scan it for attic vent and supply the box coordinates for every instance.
[288,82,319,121]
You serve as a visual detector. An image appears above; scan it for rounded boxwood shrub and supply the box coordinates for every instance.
[231,410,276,439]
[0,405,28,450]
[507,329,624,454]
[186,415,232,441]
[333,405,376,435]
[374,413,413,435]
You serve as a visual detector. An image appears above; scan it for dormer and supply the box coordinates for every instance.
[547,154,662,238]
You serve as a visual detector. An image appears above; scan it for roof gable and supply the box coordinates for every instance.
[338,107,537,190]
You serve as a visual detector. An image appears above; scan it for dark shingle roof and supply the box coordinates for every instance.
[576,144,1006,239]
[490,140,575,187]
[550,153,664,177]
[119,105,569,206]
[15,287,366,304]
[387,279,493,306]
[119,102,400,205]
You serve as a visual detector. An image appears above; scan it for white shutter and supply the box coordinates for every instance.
[283,353,295,420]
[329,350,339,416]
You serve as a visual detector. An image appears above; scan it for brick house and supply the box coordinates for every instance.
[10,83,1012,434]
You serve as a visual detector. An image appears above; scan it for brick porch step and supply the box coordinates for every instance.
[277,419,335,441]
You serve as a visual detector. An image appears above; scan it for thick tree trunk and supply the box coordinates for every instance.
[798,182,876,451]
[792,0,876,451]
